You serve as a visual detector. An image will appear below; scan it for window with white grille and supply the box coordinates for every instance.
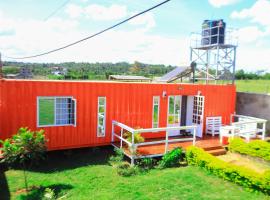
[37,97,76,127]
[97,97,106,137]
[152,96,160,128]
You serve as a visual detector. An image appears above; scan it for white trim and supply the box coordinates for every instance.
[37,96,76,127]
[97,96,106,137]
[167,95,182,136]
[152,96,160,128]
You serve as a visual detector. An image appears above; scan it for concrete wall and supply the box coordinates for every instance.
[236,92,270,133]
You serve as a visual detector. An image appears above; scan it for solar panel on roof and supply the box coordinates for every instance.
[158,66,190,82]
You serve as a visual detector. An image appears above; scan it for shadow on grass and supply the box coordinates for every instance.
[0,164,10,200]
[19,183,73,200]
[28,145,115,173]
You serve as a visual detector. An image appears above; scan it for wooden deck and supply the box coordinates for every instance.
[112,135,223,158]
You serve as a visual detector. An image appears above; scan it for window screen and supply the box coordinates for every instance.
[38,97,76,127]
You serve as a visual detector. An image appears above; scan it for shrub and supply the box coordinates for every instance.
[229,138,270,161]
[116,162,138,177]
[0,127,47,192]
[186,146,270,194]
[109,148,124,165]
[123,131,144,144]
[137,158,156,170]
[158,147,183,169]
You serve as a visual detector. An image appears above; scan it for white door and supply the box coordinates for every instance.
[167,95,182,136]
[192,95,205,137]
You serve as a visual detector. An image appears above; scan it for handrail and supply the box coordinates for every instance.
[229,114,267,141]
[112,120,197,165]
[135,125,197,133]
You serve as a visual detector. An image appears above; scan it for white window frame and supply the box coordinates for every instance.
[97,97,106,137]
[37,96,77,127]
[152,96,160,128]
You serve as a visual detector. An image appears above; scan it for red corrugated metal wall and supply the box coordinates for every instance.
[0,80,236,150]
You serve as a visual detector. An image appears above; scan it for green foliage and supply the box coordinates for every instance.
[228,138,270,161]
[2,66,20,74]
[47,74,64,80]
[137,158,156,170]
[0,127,47,166]
[158,147,183,169]
[43,188,56,200]
[123,131,145,144]
[109,148,124,165]
[186,146,270,194]
[116,162,138,177]
[3,61,175,80]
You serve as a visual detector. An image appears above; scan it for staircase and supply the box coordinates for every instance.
[203,146,227,156]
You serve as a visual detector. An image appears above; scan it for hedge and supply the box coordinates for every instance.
[228,138,270,161]
[186,146,270,194]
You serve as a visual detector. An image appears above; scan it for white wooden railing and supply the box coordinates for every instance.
[230,114,267,141]
[111,120,197,165]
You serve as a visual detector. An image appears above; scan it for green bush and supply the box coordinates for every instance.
[123,131,144,144]
[186,146,270,194]
[109,148,124,165]
[158,147,183,169]
[0,127,47,166]
[137,158,156,170]
[229,138,270,161]
[116,162,138,177]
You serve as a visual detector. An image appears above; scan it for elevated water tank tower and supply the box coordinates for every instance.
[190,19,238,84]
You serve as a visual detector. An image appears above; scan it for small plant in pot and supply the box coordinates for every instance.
[123,130,144,156]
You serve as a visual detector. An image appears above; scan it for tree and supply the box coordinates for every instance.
[0,127,47,192]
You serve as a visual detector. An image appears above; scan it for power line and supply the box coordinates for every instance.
[5,0,171,60]
[44,0,71,21]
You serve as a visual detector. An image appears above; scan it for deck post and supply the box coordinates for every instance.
[120,128,123,149]
[193,127,196,146]
[165,131,169,153]
[262,122,266,140]
[131,131,135,166]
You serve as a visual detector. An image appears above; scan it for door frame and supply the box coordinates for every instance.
[192,95,205,138]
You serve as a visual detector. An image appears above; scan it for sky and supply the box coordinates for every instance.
[0,0,269,71]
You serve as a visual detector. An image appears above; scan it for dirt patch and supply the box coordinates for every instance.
[218,152,270,173]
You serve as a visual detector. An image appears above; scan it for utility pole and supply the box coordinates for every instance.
[0,52,3,79]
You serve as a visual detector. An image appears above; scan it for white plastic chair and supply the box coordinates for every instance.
[206,116,222,137]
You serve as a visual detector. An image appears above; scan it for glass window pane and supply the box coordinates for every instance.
[169,96,174,114]
[175,96,181,113]
[39,98,55,126]
[99,97,105,105]
[99,106,104,113]
[154,96,159,105]
[168,115,174,124]
[153,105,158,123]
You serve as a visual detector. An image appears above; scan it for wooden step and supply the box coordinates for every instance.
[206,148,227,156]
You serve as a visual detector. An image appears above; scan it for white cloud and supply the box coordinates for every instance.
[208,0,240,7]
[65,4,83,19]
[231,0,270,26]
[85,4,127,21]
[65,4,127,21]
[236,26,266,44]
[0,9,186,66]
[128,12,156,31]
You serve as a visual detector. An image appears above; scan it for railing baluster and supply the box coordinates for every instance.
[120,128,123,149]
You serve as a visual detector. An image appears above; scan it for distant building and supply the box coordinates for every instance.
[50,66,67,76]
[4,67,33,79]
[109,75,151,82]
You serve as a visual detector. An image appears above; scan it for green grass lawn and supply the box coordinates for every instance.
[1,147,269,200]
[236,80,270,94]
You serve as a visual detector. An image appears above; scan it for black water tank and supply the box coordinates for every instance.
[201,19,226,46]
